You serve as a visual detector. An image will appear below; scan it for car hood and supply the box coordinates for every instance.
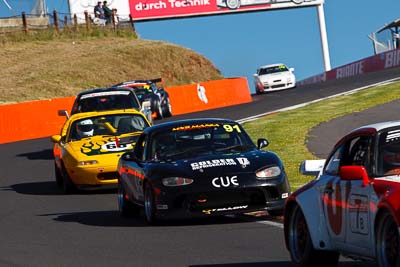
[66,135,137,162]
[149,149,283,178]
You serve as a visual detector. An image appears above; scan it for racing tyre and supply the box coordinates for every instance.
[292,0,304,3]
[118,180,140,217]
[61,165,75,194]
[54,162,63,187]
[144,182,158,225]
[287,205,339,267]
[161,98,172,118]
[225,0,240,9]
[376,211,400,267]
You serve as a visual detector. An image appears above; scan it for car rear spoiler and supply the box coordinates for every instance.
[112,78,163,87]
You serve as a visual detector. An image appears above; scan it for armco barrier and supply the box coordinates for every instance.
[298,48,400,86]
[0,77,251,144]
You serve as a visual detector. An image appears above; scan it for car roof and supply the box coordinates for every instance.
[76,86,134,97]
[352,120,400,133]
[143,118,237,134]
[258,63,287,69]
[68,109,144,121]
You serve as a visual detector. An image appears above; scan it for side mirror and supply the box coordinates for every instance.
[253,73,258,77]
[51,135,62,143]
[340,165,369,186]
[299,159,325,176]
[289,67,295,72]
[58,109,70,119]
[257,138,269,149]
[121,151,138,162]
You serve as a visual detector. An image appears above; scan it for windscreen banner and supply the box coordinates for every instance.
[68,0,324,22]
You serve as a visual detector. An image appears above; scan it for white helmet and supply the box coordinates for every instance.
[76,119,94,138]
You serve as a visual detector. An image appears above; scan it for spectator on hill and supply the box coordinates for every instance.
[94,1,105,19]
[103,1,112,24]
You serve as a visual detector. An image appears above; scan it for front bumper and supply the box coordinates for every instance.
[152,176,290,220]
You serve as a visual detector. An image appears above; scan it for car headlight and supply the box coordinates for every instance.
[256,166,281,179]
[162,177,193,186]
[78,160,98,166]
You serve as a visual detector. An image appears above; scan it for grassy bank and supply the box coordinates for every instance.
[243,81,400,190]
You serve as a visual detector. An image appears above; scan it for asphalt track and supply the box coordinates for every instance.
[1,68,399,267]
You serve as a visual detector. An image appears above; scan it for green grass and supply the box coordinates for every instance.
[243,81,400,190]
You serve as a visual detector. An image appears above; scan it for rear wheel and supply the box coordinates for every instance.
[287,205,339,267]
[161,97,172,117]
[118,180,140,217]
[144,182,158,224]
[226,0,240,9]
[376,211,400,267]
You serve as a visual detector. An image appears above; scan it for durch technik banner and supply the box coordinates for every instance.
[68,0,323,22]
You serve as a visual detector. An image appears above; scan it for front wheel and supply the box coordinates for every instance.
[376,211,400,267]
[144,182,158,224]
[118,180,140,217]
[61,165,75,194]
[287,205,339,267]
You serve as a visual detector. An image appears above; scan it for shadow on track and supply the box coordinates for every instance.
[2,182,116,195]
[16,149,54,160]
[37,210,277,228]
[190,260,376,267]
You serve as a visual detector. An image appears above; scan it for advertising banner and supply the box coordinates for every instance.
[68,0,323,22]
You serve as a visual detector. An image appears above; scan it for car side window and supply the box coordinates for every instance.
[343,136,371,169]
[134,134,147,161]
[324,146,344,175]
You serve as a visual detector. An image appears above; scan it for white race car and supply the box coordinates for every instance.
[253,63,296,94]
[284,120,400,267]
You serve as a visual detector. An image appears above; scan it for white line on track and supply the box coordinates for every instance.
[255,220,284,228]
[237,77,400,124]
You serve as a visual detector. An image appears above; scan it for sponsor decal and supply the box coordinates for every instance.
[236,157,250,168]
[197,84,208,104]
[336,62,364,79]
[281,193,289,199]
[384,49,400,69]
[386,129,400,143]
[191,157,249,170]
[349,194,369,235]
[80,91,130,99]
[212,176,238,188]
[202,205,248,215]
[323,180,351,235]
[81,138,134,155]
[172,123,219,132]
[191,158,236,170]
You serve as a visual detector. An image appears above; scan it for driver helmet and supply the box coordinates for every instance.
[76,119,94,138]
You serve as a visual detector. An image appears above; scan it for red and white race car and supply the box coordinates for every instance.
[284,120,400,267]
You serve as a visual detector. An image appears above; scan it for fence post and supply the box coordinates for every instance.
[84,11,90,31]
[73,14,78,32]
[22,12,28,33]
[53,10,59,33]
[129,14,135,33]
[111,9,116,31]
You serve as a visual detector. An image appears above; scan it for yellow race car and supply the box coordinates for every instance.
[51,109,151,193]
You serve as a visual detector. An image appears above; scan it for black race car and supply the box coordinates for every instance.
[61,86,153,124]
[117,118,291,224]
[113,78,172,120]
